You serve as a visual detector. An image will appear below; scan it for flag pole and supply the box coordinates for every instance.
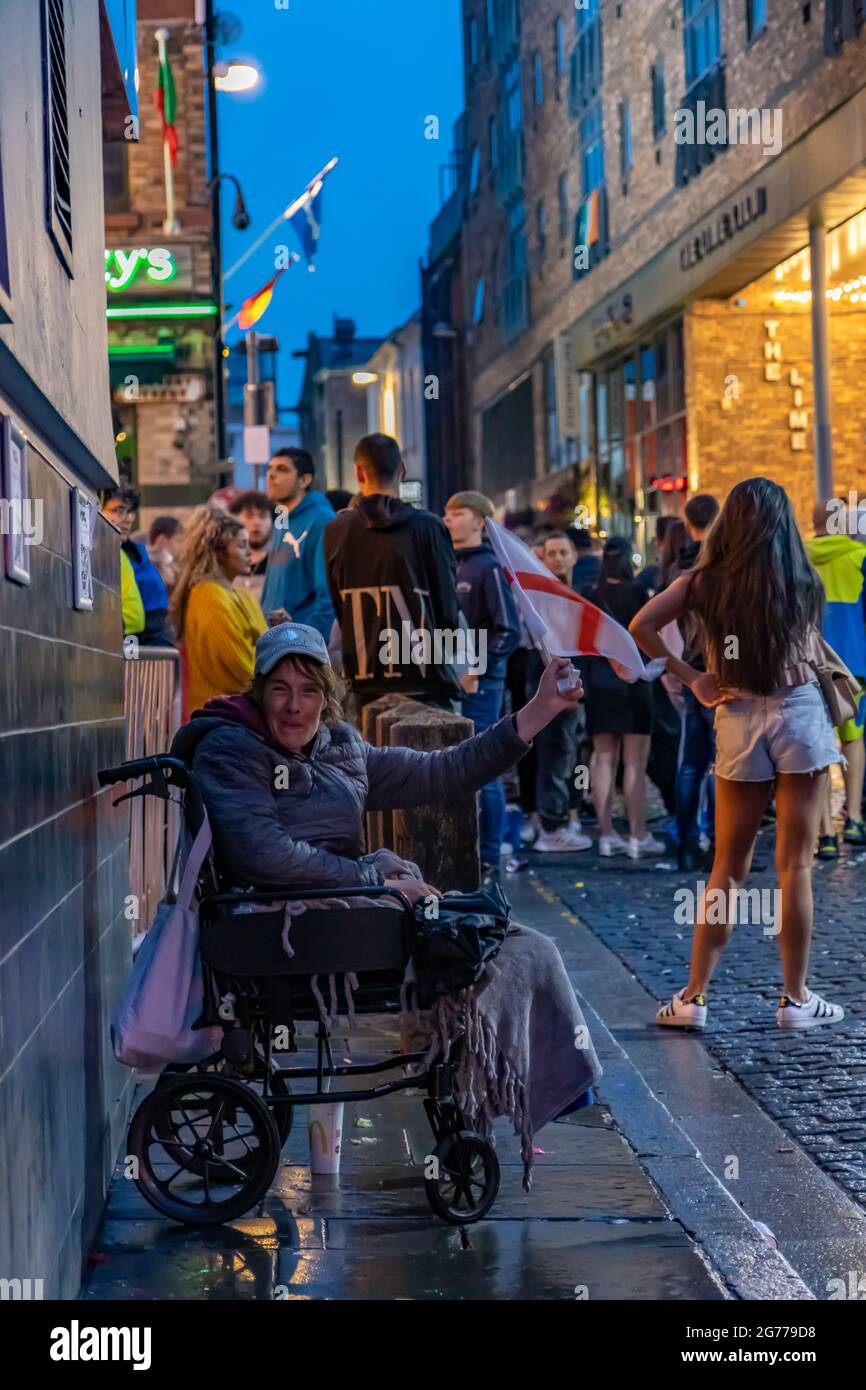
[155,29,179,234]
[223,157,340,283]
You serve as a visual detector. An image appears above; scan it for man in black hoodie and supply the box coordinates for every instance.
[324,433,463,710]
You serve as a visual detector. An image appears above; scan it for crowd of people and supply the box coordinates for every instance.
[102,439,866,1029]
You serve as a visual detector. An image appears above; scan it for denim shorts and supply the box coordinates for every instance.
[714,681,840,782]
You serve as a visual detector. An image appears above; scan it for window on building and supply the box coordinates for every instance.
[570,2,603,115]
[683,0,722,89]
[746,0,767,40]
[534,51,544,107]
[469,16,479,66]
[506,59,522,131]
[41,0,73,267]
[488,114,499,169]
[503,202,529,341]
[473,278,486,325]
[558,173,569,239]
[469,146,481,195]
[487,0,495,34]
[543,346,560,473]
[555,17,566,78]
[618,99,633,180]
[651,62,666,139]
[103,141,130,214]
[536,199,547,253]
[579,100,605,196]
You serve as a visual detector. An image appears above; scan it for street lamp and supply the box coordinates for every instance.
[207,173,251,231]
[352,372,378,386]
[213,60,261,93]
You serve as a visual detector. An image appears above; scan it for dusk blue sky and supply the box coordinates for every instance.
[217,0,465,416]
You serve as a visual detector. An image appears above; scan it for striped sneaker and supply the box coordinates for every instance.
[656,988,707,1029]
[776,990,844,1029]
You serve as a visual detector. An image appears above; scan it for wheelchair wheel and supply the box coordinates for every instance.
[157,1054,293,1169]
[424,1131,500,1225]
[129,1074,281,1225]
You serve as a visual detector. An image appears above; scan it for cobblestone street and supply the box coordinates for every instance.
[532,830,866,1213]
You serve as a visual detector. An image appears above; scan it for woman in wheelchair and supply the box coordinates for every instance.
[170,621,601,1187]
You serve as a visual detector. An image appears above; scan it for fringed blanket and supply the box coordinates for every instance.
[402,922,602,1188]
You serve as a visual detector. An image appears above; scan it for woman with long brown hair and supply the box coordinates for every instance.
[173,507,268,719]
[630,478,843,1030]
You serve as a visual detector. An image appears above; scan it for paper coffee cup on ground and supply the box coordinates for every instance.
[308,1102,344,1175]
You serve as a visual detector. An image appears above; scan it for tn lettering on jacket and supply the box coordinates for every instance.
[340,583,431,679]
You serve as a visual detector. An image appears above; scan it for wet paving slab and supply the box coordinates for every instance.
[84,1042,725,1301]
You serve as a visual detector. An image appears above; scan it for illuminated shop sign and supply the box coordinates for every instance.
[104,245,193,293]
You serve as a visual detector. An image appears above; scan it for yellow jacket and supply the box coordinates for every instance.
[120,549,145,636]
[183,580,267,717]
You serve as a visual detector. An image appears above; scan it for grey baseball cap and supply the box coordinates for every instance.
[254,622,331,676]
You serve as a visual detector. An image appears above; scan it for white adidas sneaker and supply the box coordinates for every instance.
[776,990,844,1029]
[656,988,707,1029]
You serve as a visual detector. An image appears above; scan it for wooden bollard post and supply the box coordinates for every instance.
[373,700,426,850]
[389,708,480,892]
[360,694,415,850]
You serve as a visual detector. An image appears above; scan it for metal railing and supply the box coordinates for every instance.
[124,647,182,932]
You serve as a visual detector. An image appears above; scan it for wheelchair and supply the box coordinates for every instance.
[99,754,501,1228]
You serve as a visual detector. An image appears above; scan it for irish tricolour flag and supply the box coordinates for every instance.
[485,519,660,682]
[155,48,179,166]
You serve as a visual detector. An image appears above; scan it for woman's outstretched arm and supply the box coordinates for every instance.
[365,657,582,811]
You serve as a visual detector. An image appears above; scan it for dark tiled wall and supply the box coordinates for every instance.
[0,437,132,1299]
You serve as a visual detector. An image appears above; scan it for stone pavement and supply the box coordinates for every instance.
[529,827,866,1213]
[84,1033,727,1300]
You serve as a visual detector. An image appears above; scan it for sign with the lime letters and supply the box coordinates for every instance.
[104,245,193,294]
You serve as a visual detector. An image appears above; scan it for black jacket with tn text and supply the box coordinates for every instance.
[324,494,462,699]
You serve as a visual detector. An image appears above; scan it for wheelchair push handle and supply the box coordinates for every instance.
[98,755,192,789]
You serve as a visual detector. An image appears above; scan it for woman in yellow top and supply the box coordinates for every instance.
[173,507,268,719]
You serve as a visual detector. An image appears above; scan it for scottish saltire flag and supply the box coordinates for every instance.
[285,159,338,271]
[290,186,323,270]
[485,520,662,681]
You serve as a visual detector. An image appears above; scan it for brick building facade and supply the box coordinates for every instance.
[104,0,222,529]
[439,0,866,547]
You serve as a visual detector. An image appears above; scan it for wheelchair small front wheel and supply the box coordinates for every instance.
[130,1074,281,1226]
[424,1131,500,1225]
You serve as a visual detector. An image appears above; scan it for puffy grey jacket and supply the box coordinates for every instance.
[171,695,530,890]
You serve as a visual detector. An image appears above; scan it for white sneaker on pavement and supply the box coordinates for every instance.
[598,833,628,857]
[536,825,591,853]
[656,988,707,1029]
[776,990,844,1029]
[520,813,540,846]
[627,833,666,860]
[563,823,593,850]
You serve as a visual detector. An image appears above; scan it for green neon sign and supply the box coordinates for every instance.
[104,246,178,292]
[106,303,217,319]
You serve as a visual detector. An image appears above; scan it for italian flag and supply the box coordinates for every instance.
[155,50,179,166]
[485,519,657,681]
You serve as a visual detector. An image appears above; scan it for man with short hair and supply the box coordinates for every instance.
[570,526,601,591]
[526,532,592,853]
[261,449,335,638]
[101,482,173,646]
[674,492,720,871]
[229,489,273,604]
[324,433,462,709]
[444,491,520,882]
[147,515,183,594]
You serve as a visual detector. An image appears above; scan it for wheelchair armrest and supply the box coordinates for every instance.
[201,884,416,916]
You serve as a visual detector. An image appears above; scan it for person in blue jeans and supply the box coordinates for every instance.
[444,491,520,884]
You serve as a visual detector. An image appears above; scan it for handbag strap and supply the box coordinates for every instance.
[176,815,213,911]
